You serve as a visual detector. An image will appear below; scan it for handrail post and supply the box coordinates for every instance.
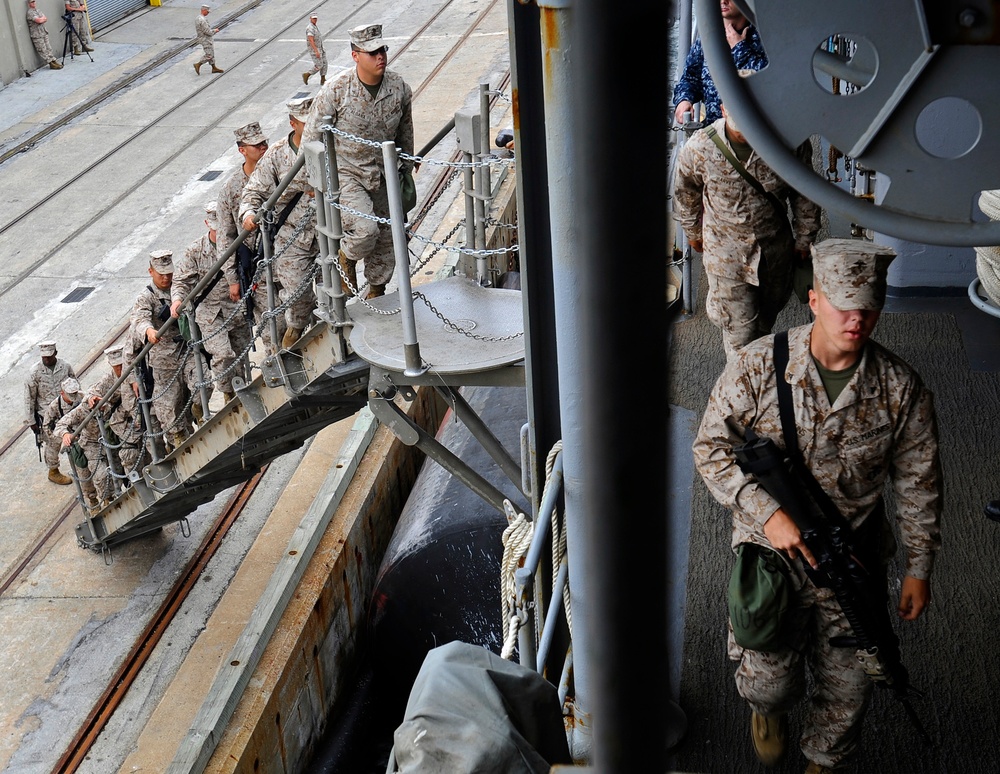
[381,141,425,378]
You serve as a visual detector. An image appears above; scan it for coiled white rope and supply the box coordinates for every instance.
[499,440,567,660]
[976,190,1000,306]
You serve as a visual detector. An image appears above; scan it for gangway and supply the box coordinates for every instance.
[70,104,525,557]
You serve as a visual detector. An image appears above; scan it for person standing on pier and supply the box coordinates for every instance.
[303,22,414,300]
[303,13,327,85]
[25,0,63,70]
[24,340,77,485]
[194,4,223,74]
[693,239,942,774]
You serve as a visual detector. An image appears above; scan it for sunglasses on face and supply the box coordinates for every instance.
[363,46,388,57]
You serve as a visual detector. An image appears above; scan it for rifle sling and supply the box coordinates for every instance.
[706,125,789,221]
[774,331,854,533]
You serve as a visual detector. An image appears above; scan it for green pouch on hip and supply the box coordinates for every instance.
[399,169,417,214]
[69,441,88,469]
[728,542,791,652]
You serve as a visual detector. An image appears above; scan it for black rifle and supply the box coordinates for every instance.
[31,410,43,462]
[730,421,932,745]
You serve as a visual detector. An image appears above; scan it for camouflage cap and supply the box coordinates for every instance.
[310,12,318,19]
[810,238,896,311]
[104,345,124,366]
[234,121,266,146]
[350,23,385,52]
[287,95,314,120]
[39,340,57,356]
[149,249,174,274]
[61,377,81,396]
[205,200,219,230]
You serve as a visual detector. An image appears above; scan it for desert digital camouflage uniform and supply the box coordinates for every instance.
[131,281,193,445]
[89,366,149,479]
[305,20,327,81]
[41,390,81,468]
[195,12,216,67]
[26,4,57,65]
[217,156,286,352]
[673,117,821,359]
[238,132,318,330]
[55,400,113,504]
[692,323,942,768]
[303,66,414,287]
[172,231,251,395]
[24,355,75,428]
[65,0,91,49]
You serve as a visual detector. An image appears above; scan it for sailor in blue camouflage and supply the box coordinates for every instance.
[171,201,251,398]
[131,250,193,451]
[302,22,414,295]
[692,239,942,770]
[239,96,318,338]
[673,102,821,362]
[304,14,327,85]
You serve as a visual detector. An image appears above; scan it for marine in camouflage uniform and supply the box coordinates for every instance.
[239,96,318,346]
[26,0,62,69]
[131,250,193,451]
[303,15,327,85]
[302,22,414,297]
[55,396,111,507]
[692,240,942,771]
[673,109,821,361]
[194,5,222,73]
[216,121,285,352]
[64,0,93,54]
[171,201,250,400]
[24,340,77,483]
[87,345,150,484]
[41,378,82,475]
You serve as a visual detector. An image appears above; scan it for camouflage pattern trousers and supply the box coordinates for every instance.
[308,50,327,78]
[340,174,396,287]
[196,41,215,66]
[30,31,55,64]
[704,246,793,363]
[728,577,874,769]
[272,244,317,330]
[195,299,252,393]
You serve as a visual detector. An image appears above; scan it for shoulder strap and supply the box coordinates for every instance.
[706,125,788,216]
[773,332,851,530]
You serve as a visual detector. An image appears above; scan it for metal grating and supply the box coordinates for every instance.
[200,171,223,181]
[62,287,95,303]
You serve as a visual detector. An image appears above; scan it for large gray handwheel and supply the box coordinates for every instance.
[698,0,1000,246]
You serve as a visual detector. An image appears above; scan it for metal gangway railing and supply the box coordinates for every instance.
[61,85,524,568]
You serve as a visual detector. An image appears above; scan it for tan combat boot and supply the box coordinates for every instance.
[366,284,386,299]
[211,65,224,73]
[191,400,205,424]
[222,391,235,404]
[320,74,326,85]
[48,467,72,485]
[281,327,303,349]
[194,62,201,74]
[302,72,310,85]
[804,763,836,774]
[73,48,82,56]
[83,45,94,52]
[337,249,357,297]
[49,60,63,69]
[751,711,787,766]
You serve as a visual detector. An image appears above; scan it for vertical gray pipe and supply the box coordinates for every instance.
[573,0,673,770]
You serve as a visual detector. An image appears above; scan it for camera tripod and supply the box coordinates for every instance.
[61,11,94,63]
